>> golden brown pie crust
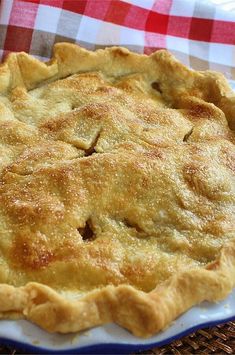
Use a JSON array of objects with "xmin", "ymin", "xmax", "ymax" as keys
[{"xmin": 0, "ymin": 43, "xmax": 234, "ymax": 337}]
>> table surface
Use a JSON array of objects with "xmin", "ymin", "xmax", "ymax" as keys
[{"xmin": 0, "ymin": 321, "xmax": 234, "ymax": 355}]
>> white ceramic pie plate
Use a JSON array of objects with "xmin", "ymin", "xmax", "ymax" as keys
[{"xmin": 0, "ymin": 288, "xmax": 234, "ymax": 354}]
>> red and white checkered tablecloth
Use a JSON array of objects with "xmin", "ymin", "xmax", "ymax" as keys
[{"xmin": 0, "ymin": 0, "xmax": 235, "ymax": 81}]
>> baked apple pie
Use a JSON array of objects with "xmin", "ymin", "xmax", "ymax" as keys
[{"xmin": 0, "ymin": 43, "xmax": 234, "ymax": 337}]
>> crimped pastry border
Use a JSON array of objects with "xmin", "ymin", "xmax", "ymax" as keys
[
  {"xmin": 0, "ymin": 44, "xmax": 234, "ymax": 337},
  {"xmin": 0, "ymin": 240, "xmax": 234, "ymax": 337}
]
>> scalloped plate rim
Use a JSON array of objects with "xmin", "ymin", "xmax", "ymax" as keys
[
  {"xmin": 0, "ymin": 315, "xmax": 235, "ymax": 354},
  {"xmin": 0, "ymin": 288, "xmax": 234, "ymax": 354}
]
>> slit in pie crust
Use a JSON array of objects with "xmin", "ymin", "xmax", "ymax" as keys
[{"xmin": 0, "ymin": 43, "xmax": 234, "ymax": 337}]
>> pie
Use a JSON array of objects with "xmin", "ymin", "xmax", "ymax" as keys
[{"xmin": 0, "ymin": 43, "xmax": 234, "ymax": 337}]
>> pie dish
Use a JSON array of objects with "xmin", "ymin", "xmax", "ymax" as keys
[
  {"xmin": 0, "ymin": 290, "xmax": 235, "ymax": 353},
  {"xmin": 0, "ymin": 43, "xmax": 234, "ymax": 338}
]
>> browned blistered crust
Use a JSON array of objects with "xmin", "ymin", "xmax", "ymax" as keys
[{"xmin": 0, "ymin": 43, "xmax": 234, "ymax": 337}]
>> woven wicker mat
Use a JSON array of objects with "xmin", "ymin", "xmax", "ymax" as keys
[{"xmin": 0, "ymin": 321, "xmax": 234, "ymax": 354}]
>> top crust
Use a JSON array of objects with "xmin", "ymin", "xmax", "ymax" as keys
[{"xmin": 0, "ymin": 43, "xmax": 234, "ymax": 337}]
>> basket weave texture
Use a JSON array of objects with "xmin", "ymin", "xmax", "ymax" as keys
[
  {"xmin": 140, "ymin": 321, "xmax": 235, "ymax": 355},
  {"xmin": 0, "ymin": 321, "xmax": 234, "ymax": 354}
]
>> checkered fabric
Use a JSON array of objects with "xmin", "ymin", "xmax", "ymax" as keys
[{"xmin": 0, "ymin": 0, "xmax": 235, "ymax": 80}]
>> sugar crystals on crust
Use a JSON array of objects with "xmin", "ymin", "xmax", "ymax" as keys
[{"xmin": 0, "ymin": 44, "xmax": 234, "ymax": 337}]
